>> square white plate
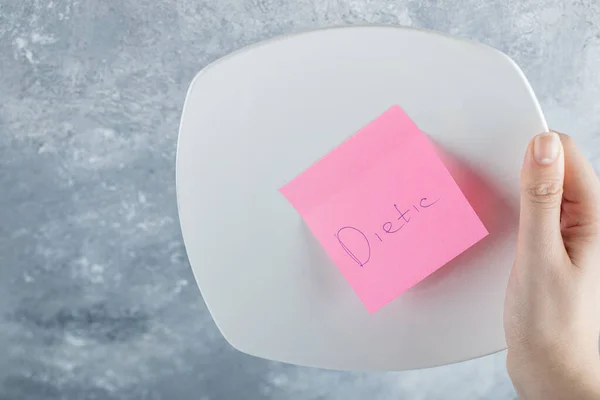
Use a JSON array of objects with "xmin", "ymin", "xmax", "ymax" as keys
[{"xmin": 177, "ymin": 26, "xmax": 547, "ymax": 370}]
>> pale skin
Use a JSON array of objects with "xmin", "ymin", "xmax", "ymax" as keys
[{"xmin": 505, "ymin": 131, "xmax": 600, "ymax": 399}]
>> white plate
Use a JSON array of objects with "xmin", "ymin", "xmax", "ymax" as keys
[{"xmin": 177, "ymin": 26, "xmax": 547, "ymax": 371}]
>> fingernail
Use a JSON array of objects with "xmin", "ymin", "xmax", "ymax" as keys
[{"xmin": 533, "ymin": 132, "xmax": 560, "ymax": 165}]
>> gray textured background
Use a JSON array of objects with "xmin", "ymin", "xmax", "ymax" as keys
[{"xmin": 1, "ymin": 0, "xmax": 600, "ymax": 399}]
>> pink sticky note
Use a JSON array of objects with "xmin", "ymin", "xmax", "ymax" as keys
[{"xmin": 280, "ymin": 105, "xmax": 488, "ymax": 313}]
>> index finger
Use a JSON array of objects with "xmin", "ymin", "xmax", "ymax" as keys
[{"xmin": 559, "ymin": 132, "xmax": 600, "ymax": 211}]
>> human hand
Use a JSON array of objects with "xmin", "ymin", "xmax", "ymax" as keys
[{"xmin": 505, "ymin": 132, "xmax": 600, "ymax": 399}]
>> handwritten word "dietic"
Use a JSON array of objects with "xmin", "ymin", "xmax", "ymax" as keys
[{"xmin": 334, "ymin": 197, "xmax": 440, "ymax": 267}]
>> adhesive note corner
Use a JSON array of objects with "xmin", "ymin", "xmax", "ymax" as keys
[{"xmin": 280, "ymin": 105, "xmax": 488, "ymax": 313}]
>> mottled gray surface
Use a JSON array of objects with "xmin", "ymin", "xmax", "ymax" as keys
[{"xmin": 1, "ymin": 0, "xmax": 599, "ymax": 399}]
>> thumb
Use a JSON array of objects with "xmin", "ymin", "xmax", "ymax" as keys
[{"xmin": 518, "ymin": 131, "xmax": 566, "ymax": 259}]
